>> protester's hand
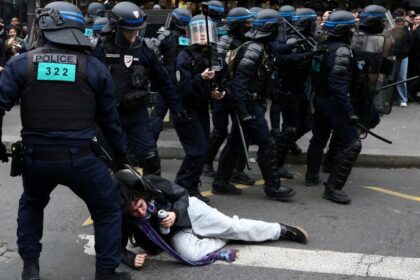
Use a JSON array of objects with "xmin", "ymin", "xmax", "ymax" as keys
[
  {"xmin": 160, "ymin": 211, "xmax": 176, "ymax": 228},
  {"xmin": 210, "ymin": 88, "xmax": 225, "ymax": 100},
  {"xmin": 349, "ymin": 114, "xmax": 359, "ymax": 126},
  {"xmin": 201, "ymin": 68, "xmax": 215, "ymax": 80},
  {"xmin": 111, "ymin": 152, "xmax": 129, "ymax": 171},
  {"xmin": 0, "ymin": 142, "xmax": 8, "ymax": 163},
  {"xmin": 134, "ymin": 253, "xmax": 147, "ymax": 269}
]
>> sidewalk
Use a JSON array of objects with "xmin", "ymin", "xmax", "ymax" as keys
[{"xmin": 3, "ymin": 103, "xmax": 420, "ymax": 168}]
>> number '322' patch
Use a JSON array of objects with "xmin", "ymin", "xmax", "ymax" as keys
[{"xmin": 37, "ymin": 62, "xmax": 76, "ymax": 82}]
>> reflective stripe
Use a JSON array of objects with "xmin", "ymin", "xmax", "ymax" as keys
[
  {"xmin": 325, "ymin": 19, "xmax": 357, "ymax": 27},
  {"xmin": 172, "ymin": 11, "xmax": 191, "ymax": 23},
  {"xmin": 226, "ymin": 14, "xmax": 252, "ymax": 22},
  {"xmin": 61, "ymin": 15, "xmax": 84, "ymax": 24},
  {"xmin": 209, "ymin": 5, "xmax": 224, "ymax": 12}
]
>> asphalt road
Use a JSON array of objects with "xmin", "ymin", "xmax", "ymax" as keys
[{"xmin": 0, "ymin": 160, "xmax": 419, "ymax": 280}]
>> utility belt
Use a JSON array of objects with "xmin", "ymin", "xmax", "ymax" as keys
[{"xmin": 9, "ymin": 140, "xmax": 93, "ymax": 177}]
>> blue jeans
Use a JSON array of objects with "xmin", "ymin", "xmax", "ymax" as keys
[{"xmin": 396, "ymin": 57, "xmax": 408, "ymax": 103}]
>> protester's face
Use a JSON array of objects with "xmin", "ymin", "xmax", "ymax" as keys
[
  {"xmin": 415, "ymin": 15, "xmax": 420, "ymax": 25},
  {"xmin": 129, "ymin": 197, "xmax": 148, "ymax": 218},
  {"xmin": 322, "ymin": 11, "xmax": 331, "ymax": 22},
  {"xmin": 11, "ymin": 18, "xmax": 19, "ymax": 26},
  {"xmin": 8, "ymin": 28, "xmax": 16, "ymax": 37}
]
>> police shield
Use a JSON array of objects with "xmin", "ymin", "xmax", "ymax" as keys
[{"xmin": 350, "ymin": 33, "xmax": 385, "ymax": 131}]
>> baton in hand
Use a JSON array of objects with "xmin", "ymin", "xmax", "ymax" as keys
[
  {"xmin": 356, "ymin": 123, "xmax": 392, "ymax": 144},
  {"xmin": 235, "ymin": 113, "xmax": 251, "ymax": 170}
]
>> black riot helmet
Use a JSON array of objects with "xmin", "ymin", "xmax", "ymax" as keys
[
  {"xmin": 246, "ymin": 9, "xmax": 283, "ymax": 40},
  {"xmin": 226, "ymin": 7, "xmax": 252, "ymax": 32},
  {"xmin": 34, "ymin": 1, "xmax": 92, "ymax": 48},
  {"xmin": 279, "ymin": 5, "xmax": 295, "ymax": 21},
  {"xmin": 359, "ymin": 5, "xmax": 387, "ymax": 34},
  {"xmin": 167, "ymin": 8, "xmax": 191, "ymax": 31},
  {"xmin": 292, "ymin": 8, "xmax": 317, "ymax": 34},
  {"xmin": 324, "ymin": 10, "xmax": 357, "ymax": 41},
  {"xmin": 85, "ymin": 2, "xmax": 105, "ymax": 23},
  {"xmin": 249, "ymin": 7, "xmax": 262, "ymax": 19},
  {"xmin": 206, "ymin": 0, "xmax": 225, "ymax": 24},
  {"xmin": 103, "ymin": 2, "xmax": 147, "ymax": 49}
]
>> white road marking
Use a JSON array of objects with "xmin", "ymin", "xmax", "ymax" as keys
[
  {"xmin": 77, "ymin": 235, "xmax": 420, "ymax": 279},
  {"xmin": 78, "ymin": 234, "xmax": 96, "ymax": 256}
]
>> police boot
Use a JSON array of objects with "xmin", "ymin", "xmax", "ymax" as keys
[
  {"xmin": 258, "ymin": 146, "xmax": 296, "ymax": 201},
  {"xmin": 323, "ymin": 184, "xmax": 351, "ymax": 204},
  {"xmin": 279, "ymin": 224, "xmax": 309, "ymax": 244},
  {"xmin": 95, "ymin": 271, "xmax": 131, "ymax": 280},
  {"xmin": 143, "ymin": 151, "xmax": 161, "ymax": 176},
  {"xmin": 322, "ymin": 140, "xmax": 362, "ymax": 204},
  {"xmin": 212, "ymin": 177, "xmax": 242, "ymax": 195},
  {"xmin": 204, "ymin": 130, "xmax": 226, "ymax": 177},
  {"xmin": 22, "ymin": 258, "xmax": 40, "ymax": 280},
  {"xmin": 274, "ymin": 127, "xmax": 296, "ymax": 179},
  {"xmin": 230, "ymin": 155, "xmax": 255, "ymax": 186},
  {"xmin": 305, "ymin": 172, "xmax": 322, "ymax": 186},
  {"xmin": 189, "ymin": 181, "xmax": 210, "ymax": 204}
]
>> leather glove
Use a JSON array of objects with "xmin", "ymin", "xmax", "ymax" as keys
[
  {"xmin": 0, "ymin": 142, "xmax": 8, "ymax": 163},
  {"xmin": 349, "ymin": 114, "xmax": 360, "ymax": 126},
  {"xmin": 236, "ymin": 104, "xmax": 255, "ymax": 127},
  {"xmin": 112, "ymin": 152, "xmax": 129, "ymax": 172}
]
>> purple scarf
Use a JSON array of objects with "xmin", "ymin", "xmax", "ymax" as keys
[{"xmin": 137, "ymin": 220, "xmax": 238, "ymax": 266}]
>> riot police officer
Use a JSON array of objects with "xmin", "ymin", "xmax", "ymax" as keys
[
  {"xmin": 249, "ymin": 7, "xmax": 262, "ymax": 18},
  {"xmin": 173, "ymin": 14, "xmax": 224, "ymax": 203},
  {"xmin": 84, "ymin": 2, "xmax": 105, "ymax": 38},
  {"xmin": 205, "ymin": 7, "xmax": 255, "ymax": 190},
  {"xmin": 90, "ymin": 16, "xmax": 110, "ymax": 48},
  {"xmin": 0, "ymin": 2, "xmax": 130, "ymax": 279},
  {"xmin": 214, "ymin": 9, "xmax": 296, "ymax": 201},
  {"xmin": 306, "ymin": 11, "xmax": 361, "ymax": 204},
  {"xmin": 97, "ymin": 2, "xmax": 184, "ymax": 176},
  {"xmin": 272, "ymin": 8, "xmax": 318, "ymax": 179},
  {"xmin": 321, "ymin": 4, "xmax": 389, "ymax": 174},
  {"xmin": 149, "ymin": 8, "xmax": 192, "ymax": 142},
  {"xmin": 207, "ymin": 0, "xmax": 228, "ymax": 37}
]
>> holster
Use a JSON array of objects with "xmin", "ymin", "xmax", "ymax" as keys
[{"xmin": 10, "ymin": 140, "xmax": 24, "ymax": 177}]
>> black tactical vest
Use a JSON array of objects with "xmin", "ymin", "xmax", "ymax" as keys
[
  {"xmin": 21, "ymin": 47, "xmax": 96, "ymax": 132},
  {"xmin": 102, "ymin": 38, "xmax": 149, "ymax": 113}
]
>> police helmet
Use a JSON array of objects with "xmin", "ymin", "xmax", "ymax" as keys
[
  {"xmin": 279, "ymin": 5, "xmax": 295, "ymax": 21},
  {"xmin": 36, "ymin": 1, "xmax": 92, "ymax": 48},
  {"xmin": 102, "ymin": 1, "xmax": 147, "ymax": 33},
  {"xmin": 247, "ymin": 9, "xmax": 282, "ymax": 39},
  {"xmin": 92, "ymin": 16, "xmax": 109, "ymax": 36},
  {"xmin": 170, "ymin": 8, "xmax": 192, "ymax": 30},
  {"xmin": 86, "ymin": 2, "xmax": 105, "ymax": 22},
  {"xmin": 359, "ymin": 5, "xmax": 387, "ymax": 34},
  {"xmin": 187, "ymin": 14, "xmax": 218, "ymax": 45},
  {"xmin": 324, "ymin": 10, "xmax": 357, "ymax": 37},
  {"xmin": 206, "ymin": 0, "xmax": 225, "ymax": 23},
  {"xmin": 249, "ymin": 7, "xmax": 262, "ymax": 19},
  {"xmin": 226, "ymin": 7, "xmax": 252, "ymax": 31},
  {"xmin": 292, "ymin": 8, "xmax": 317, "ymax": 26}
]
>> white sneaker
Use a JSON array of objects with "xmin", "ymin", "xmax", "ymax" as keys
[{"xmin": 400, "ymin": 102, "xmax": 407, "ymax": 107}]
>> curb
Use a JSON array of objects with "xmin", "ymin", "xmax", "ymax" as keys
[{"xmin": 4, "ymin": 141, "xmax": 419, "ymax": 169}]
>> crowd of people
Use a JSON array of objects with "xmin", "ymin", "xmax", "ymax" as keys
[{"xmin": 0, "ymin": 1, "xmax": 419, "ymax": 280}]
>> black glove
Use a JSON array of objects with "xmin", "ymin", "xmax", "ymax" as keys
[
  {"xmin": 112, "ymin": 152, "xmax": 129, "ymax": 172},
  {"xmin": 349, "ymin": 114, "xmax": 360, "ymax": 126},
  {"xmin": 0, "ymin": 142, "xmax": 8, "ymax": 163},
  {"xmin": 236, "ymin": 104, "xmax": 255, "ymax": 127}
]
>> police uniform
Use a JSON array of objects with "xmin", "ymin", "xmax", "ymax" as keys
[
  {"xmin": 149, "ymin": 8, "xmax": 192, "ymax": 142},
  {"xmin": 97, "ymin": 2, "xmax": 184, "ymax": 176},
  {"xmin": 0, "ymin": 2, "xmax": 130, "ymax": 280},
  {"xmin": 214, "ymin": 9, "xmax": 296, "ymax": 201},
  {"xmin": 306, "ymin": 11, "xmax": 361, "ymax": 204}
]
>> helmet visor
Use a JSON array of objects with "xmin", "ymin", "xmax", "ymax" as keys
[{"xmin": 188, "ymin": 19, "xmax": 218, "ymax": 45}]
